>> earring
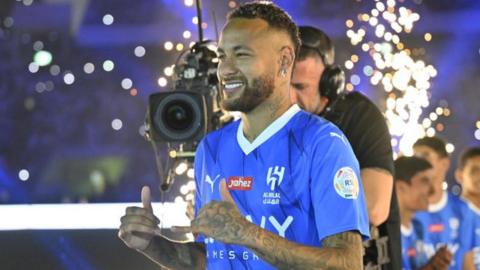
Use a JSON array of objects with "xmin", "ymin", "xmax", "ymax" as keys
[{"xmin": 281, "ymin": 69, "xmax": 287, "ymax": 77}]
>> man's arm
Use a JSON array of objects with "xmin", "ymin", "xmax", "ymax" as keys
[
  {"xmin": 118, "ymin": 186, "xmax": 205, "ymax": 270},
  {"xmin": 140, "ymin": 235, "xmax": 205, "ymax": 270},
  {"xmin": 246, "ymin": 228, "xmax": 363, "ymax": 270},
  {"xmin": 176, "ymin": 181, "xmax": 364, "ymax": 270},
  {"xmin": 361, "ymin": 167, "xmax": 393, "ymax": 226}
]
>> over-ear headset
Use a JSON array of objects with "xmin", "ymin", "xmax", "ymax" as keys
[{"xmin": 298, "ymin": 26, "xmax": 345, "ymax": 107}]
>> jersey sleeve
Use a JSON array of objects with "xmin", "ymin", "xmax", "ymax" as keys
[{"xmin": 309, "ymin": 126, "xmax": 370, "ymax": 243}]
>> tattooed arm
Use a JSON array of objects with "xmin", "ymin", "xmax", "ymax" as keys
[
  {"xmin": 245, "ymin": 227, "xmax": 363, "ymax": 270},
  {"xmin": 140, "ymin": 236, "xmax": 205, "ymax": 270},
  {"xmin": 178, "ymin": 181, "xmax": 364, "ymax": 270}
]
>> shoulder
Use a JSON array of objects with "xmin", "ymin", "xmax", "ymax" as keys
[{"xmin": 198, "ymin": 120, "xmax": 239, "ymax": 154}]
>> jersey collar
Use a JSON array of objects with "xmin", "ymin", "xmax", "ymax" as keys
[
  {"xmin": 400, "ymin": 223, "xmax": 413, "ymax": 236},
  {"xmin": 237, "ymin": 104, "xmax": 301, "ymax": 155},
  {"xmin": 428, "ymin": 191, "xmax": 448, "ymax": 212}
]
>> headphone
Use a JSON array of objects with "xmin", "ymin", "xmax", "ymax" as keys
[{"xmin": 298, "ymin": 26, "xmax": 345, "ymax": 110}]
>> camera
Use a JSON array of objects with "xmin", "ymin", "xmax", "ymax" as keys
[{"xmin": 147, "ymin": 41, "xmax": 229, "ymax": 144}]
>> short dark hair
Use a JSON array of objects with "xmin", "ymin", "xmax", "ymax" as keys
[
  {"xmin": 227, "ymin": 1, "xmax": 300, "ymax": 56},
  {"xmin": 458, "ymin": 147, "xmax": 480, "ymax": 170},
  {"xmin": 394, "ymin": 156, "xmax": 432, "ymax": 183},
  {"xmin": 413, "ymin": 136, "xmax": 448, "ymax": 158},
  {"xmin": 297, "ymin": 25, "xmax": 334, "ymax": 66}
]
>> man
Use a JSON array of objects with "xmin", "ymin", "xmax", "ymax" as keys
[
  {"xmin": 413, "ymin": 136, "xmax": 476, "ymax": 269},
  {"xmin": 394, "ymin": 156, "xmax": 452, "ymax": 269},
  {"xmin": 119, "ymin": 2, "xmax": 369, "ymax": 270},
  {"xmin": 290, "ymin": 26, "xmax": 401, "ymax": 269},
  {"xmin": 455, "ymin": 147, "xmax": 480, "ymax": 269}
]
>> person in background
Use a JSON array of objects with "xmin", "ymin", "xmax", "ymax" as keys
[
  {"xmin": 395, "ymin": 156, "xmax": 452, "ymax": 269},
  {"xmin": 290, "ymin": 25, "xmax": 401, "ymax": 269},
  {"xmin": 455, "ymin": 146, "xmax": 480, "ymax": 269},
  {"xmin": 413, "ymin": 136, "xmax": 476, "ymax": 269}
]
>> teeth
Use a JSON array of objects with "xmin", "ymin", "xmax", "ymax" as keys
[{"xmin": 224, "ymin": 83, "xmax": 243, "ymax": 89}]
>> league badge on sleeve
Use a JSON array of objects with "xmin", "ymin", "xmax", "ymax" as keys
[{"xmin": 333, "ymin": 167, "xmax": 359, "ymax": 199}]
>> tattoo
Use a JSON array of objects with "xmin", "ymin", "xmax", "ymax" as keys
[
  {"xmin": 142, "ymin": 236, "xmax": 205, "ymax": 270},
  {"xmin": 247, "ymin": 230, "xmax": 363, "ymax": 270},
  {"xmin": 193, "ymin": 201, "xmax": 252, "ymax": 245}
]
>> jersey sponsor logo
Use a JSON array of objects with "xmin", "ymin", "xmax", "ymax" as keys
[
  {"xmin": 227, "ymin": 176, "xmax": 253, "ymax": 191},
  {"xmin": 333, "ymin": 167, "xmax": 359, "ymax": 199},
  {"xmin": 205, "ymin": 174, "xmax": 221, "ymax": 193},
  {"xmin": 264, "ymin": 166, "xmax": 285, "ymax": 205},
  {"xmin": 329, "ymin": 132, "xmax": 348, "ymax": 145},
  {"xmin": 428, "ymin": 223, "xmax": 444, "ymax": 233},
  {"xmin": 266, "ymin": 166, "xmax": 285, "ymax": 191}
]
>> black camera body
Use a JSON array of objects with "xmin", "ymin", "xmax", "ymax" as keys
[{"xmin": 147, "ymin": 41, "xmax": 225, "ymax": 143}]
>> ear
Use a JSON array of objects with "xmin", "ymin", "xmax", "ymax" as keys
[
  {"xmin": 455, "ymin": 169, "xmax": 463, "ymax": 184},
  {"xmin": 279, "ymin": 45, "xmax": 295, "ymax": 71},
  {"xmin": 441, "ymin": 157, "xmax": 451, "ymax": 171},
  {"xmin": 395, "ymin": 181, "xmax": 408, "ymax": 194}
]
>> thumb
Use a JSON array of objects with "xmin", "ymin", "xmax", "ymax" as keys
[
  {"xmin": 219, "ymin": 179, "xmax": 235, "ymax": 205},
  {"xmin": 141, "ymin": 186, "xmax": 153, "ymax": 212}
]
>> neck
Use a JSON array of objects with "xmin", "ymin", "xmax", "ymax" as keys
[
  {"xmin": 429, "ymin": 179, "xmax": 445, "ymax": 204},
  {"xmin": 241, "ymin": 94, "xmax": 291, "ymax": 142},
  {"xmin": 463, "ymin": 191, "xmax": 480, "ymax": 209},
  {"xmin": 398, "ymin": 203, "xmax": 414, "ymax": 228}
]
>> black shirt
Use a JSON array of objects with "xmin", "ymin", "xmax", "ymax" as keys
[{"xmin": 323, "ymin": 91, "xmax": 401, "ymax": 270}]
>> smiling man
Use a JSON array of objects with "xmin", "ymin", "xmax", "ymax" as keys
[{"xmin": 119, "ymin": 2, "xmax": 369, "ymax": 269}]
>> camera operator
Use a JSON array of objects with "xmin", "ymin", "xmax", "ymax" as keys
[{"xmin": 290, "ymin": 26, "xmax": 401, "ymax": 270}]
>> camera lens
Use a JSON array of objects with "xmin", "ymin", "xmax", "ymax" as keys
[{"xmin": 162, "ymin": 101, "xmax": 194, "ymax": 131}]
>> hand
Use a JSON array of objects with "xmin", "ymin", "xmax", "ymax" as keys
[
  {"xmin": 173, "ymin": 180, "xmax": 253, "ymax": 245},
  {"xmin": 422, "ymin": 246, "xmax": 452, "ymax": 270},
  {"xmin": 118, "ymin": 186, "xmax": 161, "ymax": 251}
]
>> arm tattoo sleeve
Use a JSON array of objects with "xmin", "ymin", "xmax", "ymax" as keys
[{"xmin": 246, "ymin": 229, "xmax": 363, "ymax": 270}]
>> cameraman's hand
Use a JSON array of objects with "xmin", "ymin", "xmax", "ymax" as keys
[
  {"xmin": 118, "ymin": 186, "xmax": 161, "ymax": 251},
  {"xmin": 421, "ymin": 246, "xmax": 452, "ymax": 270}
]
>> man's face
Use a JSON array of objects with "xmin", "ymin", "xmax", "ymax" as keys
[
  {"xmin": 413, "ymin": 145, "xmax": 449, "ymax": 186},
  {"xmin": 216, "ymin": 18, "xmax": 282, "ymax": 113},
  {"xmin": 403, "ymin": 169, "xmax": 434, "ymax": 211},
  {"xmin": 290, "ymin": 56, "xmax": 327, "ymax": 115},
  {"xmin": 457, "ymin": 156, "xmax": 480, "ymax": 196}
]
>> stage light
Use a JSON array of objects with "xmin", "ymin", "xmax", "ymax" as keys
[
  {"xmin": 130, "ymin": 88, "xmax": 137, "ymax": 96},
  {"xmin": 111, "ymin": 119, "xmax": 123, "ymax": 131},
  {"xmin": 183, "ymin": 31, "xmax": 191, "ymax": 39},
  {"xmin": 475, "ymin": 129, "xmax": 480, "ymax": 141},
  {"xmin": 33, "ymin": 50, "xmax": 53, "ymax": 67},
  {"xmin": 102, "ymin": 14, "xmax": 114, "ymax": 26},
  {"xmin": 63, "ymin": 72, "xmax": 75, "ymax": 85},
  {"xmin": 176, "ymin": 43, "xmax": 184, "ymax": 51},
  {"xmin": 121, "ymin": 78, "xmax": 133, "ymax": 90},
  {"xmin": 19, "ymin": 169, "xmax": 29, "ymax": 181},
  {"xmin": 345, "ymin": 60, "xmax": 354, "ymax": 70},
  {"xmin": 184, "ymin": 0, "xmax": 194, "ymax": 7},
  {"xmin": 446, "ymin": 143, "xmax": 455, "ymax": 153},
  {"xmin": 103, "ymin": 60, "xmax": 114, "ymax": 72},
  {"xmin": 164, "ymin": 41, "xmax": 174, "ymax": 51},
  {"xmin": 164, "ymin": 66, "xmax": 174, "ymax": 76},
  {"xmin": 3, "ymin": 17, "xmax": 14, "ymax": 28},
  {"xmin": 158, "ymin": 77, "xmax": 167, "ymax": 87},
  {"xmin": 351, "ymin": 74, "xmax": 361, "ymax": 85},
  {"xmin": 28, "ymin": 62, "xmax": 39, "ymax": 73},
  {"xmin": 50, "ymin": 65, "xmax": 60, "ymax": 76},
  {"xmin": 134, "ymin": 46, "xmax": 146, "ymax": 57},
  {"xmin": 192, "ymin": 17, "xmax": 198, "ymax": 25},
  {"xmin": 83, "ymin": 62, "xmax": 95, "ymax": 74},
  {"xmin": 33, "ymin": 41, "xmax": 44, "ymax": 51},
  {"xmin": 175, "ymin": 162, "xmax": 188, "ymax": 175},
  {"xmin": 187, "ymin": 168, "xmax": 194, "ymax": 178}
]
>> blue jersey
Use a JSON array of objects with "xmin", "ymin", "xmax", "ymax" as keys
[
  {"xmin": 194, "ymin": 105, "xmax": 370, "ymax": 270},
  {"xmin": 415, "ymin": 192, "xmax": 476, "ymax": 269},
  {"xmin": 401, "ymin": 220, "xmax": 429, "ymax": 270},
  {"xmin": 466, "ymin": 202, "xmax": 480, "ymax": 270}
]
